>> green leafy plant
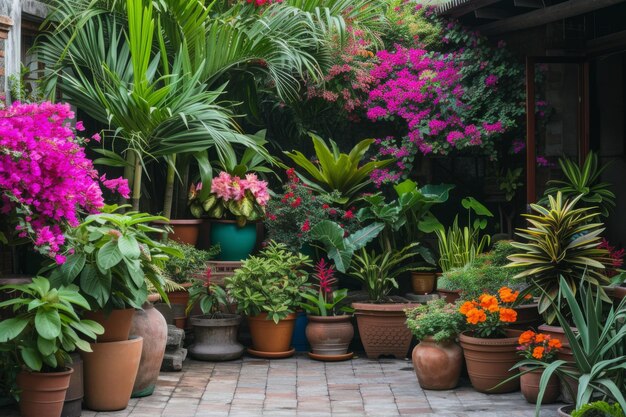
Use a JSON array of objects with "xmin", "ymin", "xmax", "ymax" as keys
[
  {"xmin": 356, "ymin": 180, "xmax": 453, "ymax": 261},
  {"xmin": 309, "ymin": 220, "xmax": 384, "ymax": 273},
  {"xmin": 497, "ymin": 277, "xmax": 626, "ymax": 415},
  {"xmin": 284, "ymin": 135, "xmax": 394, "ymax": 205},
  {"xmin": 300, "ymin": 259, "xmax": 353, "ymax": 316},
  {"xmin": 48, "ymin": 205, "xmax": 182, "ymax": 312},
  {"xmin": 349, "ymin": 243, "xmax": 418, "ymax": 303},
  {"xmin": 572, "ymin": 402, "xmax": 625, "ymax": 417},
  {"xmin": 540, "ymin": 151, "xmax": 615, "ymax": 219},
  {"xmin": 163, "ymin": 240, "xmax": 220, "ymax": 285},
  {"xmin": 435, "ymin": 197, "xmax": 493, "ymax": 272},
  {"xmin": 405, "ymin": 299, "xmax": 464, "ymax": 343},
  {"xmin": 225, "ymin": 242, "xmax": 312, "ymax": 323},
  {"xmin": 186, "ymin": 267, "xmax": 232, "ymax": 317},
  {"xmin": 507, "ymin": 192, "xmax": 611, "ymax": 323},
  {"xmin": 0, "ymin": 277, "xmax": 104, "ymax": 373}
]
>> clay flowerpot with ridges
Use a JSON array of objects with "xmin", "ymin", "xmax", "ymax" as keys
[
  {"xmin": 305, "ymin": 315, "xmax": 354, "ymax": 356},
  {"xmin": 353, "ymin": 302, "xmax": 419, "ymax": 359},
  {"xmin": 17, "ymin": 368, "xmax": 73, "ymax": 417},
  {"xmin": 248, "ymin": 312, "xmax": 296, "ymax": 354}
]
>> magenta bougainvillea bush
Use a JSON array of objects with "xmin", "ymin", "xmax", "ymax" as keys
[{"xmin": 0, "ymin": 102, "xmax": 129, "ymax": 262}]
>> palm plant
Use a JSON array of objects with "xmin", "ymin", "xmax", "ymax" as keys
[
  {"xmin": 507, "ymin": 192, "xmax": 612, "ymax": 323},
  {"xmin": 540, "ymin": 151, "xmax": 615, "ymax": 219},
  {"xmin": 284, "ymin": 135, "xmax": 394, "ymax": 205}
]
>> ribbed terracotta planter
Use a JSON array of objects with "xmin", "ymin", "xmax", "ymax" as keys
[
  {"xmin": 83, "ymin": 308, "xmax": 135, "ymax": 342},
  {"xmin": 412, "ymin": 337, "xmax": 463, "ymax": 390},
  {"xmin": 130, "ymin": 303, "xmax": 168, "ymax": 397},
  {"xmin": 82, "ymin": 337, "xmax": 143, "ymax": 411},
  {"xmin": 353, "ymin": 302, "xmax": 418, "ymax": 359},
  {"xmin": 189, "ymin": 314, "xmax": 244, "ymax": 361},
  {"xmin": 17, "ymin": 368, "xmax": 73, "ymax": 417},
  {"xmin": 459, "ymin": 330, "xmax": 522, "ymax": 393},
  {"xmin": 520, "ymin": 366, "xmax": 560, "ymax": 404},
  {"xmin": 248, "ymin": 313, "xmax": 296, "ymax": 353},
  {"xmin": 411, "ymin": 272, "xmax": 437, "ymax": 295},
  {"xmin": 305, "ymin": 315, "xmax": 354, "ymax": 356}
]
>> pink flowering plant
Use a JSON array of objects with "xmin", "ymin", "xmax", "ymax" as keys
[
  {"xmin": 189, "ymin": 171, "xmax": 270, "ymax": 226},
  {"xmin": 0, "ymin": 102, "xmax": 129, "ymax": 262},
  {"xmin": 264, "ymin": 169, "xmax": 358, "ymax": 253},
  {"xmin": 300, "ymin": 259, "xmax": 353, "ymax": 316}
]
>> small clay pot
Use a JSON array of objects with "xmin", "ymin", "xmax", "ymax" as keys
[
  {"xmin": 17, "ymin": 368, "xmax": 73, "ymax": 417},
  {"xmin": 305, "ymin": 315, "xmax": 354, "ymax": 356},
  {"xmin": 520, "ymin": 366, "xmax": 560, "ymax": 404},
  {"xmin": 83, "ymin": 308, "xmax": 135, "ymax": 343},
  {"xmin": 130, "ymin": 303, "xmax": 168, "ymax": 397},
  {"xmin": 412, "ymin": 337, "xmax": 463, "ymax": 390},
  {"xmin": 436, "ymin": 289, "xmax": 461, "ymax": 305},
  {"xmin": 410, "ymin": 272, "xmax": 437, "ymax": 295},
  {"xmin": 248, "ymin": 313, "xmax": 296, "ymax": 353}
]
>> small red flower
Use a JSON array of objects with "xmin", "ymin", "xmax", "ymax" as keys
[
  {"xmin": 301, "ymin": 219, "xmax": 311, "ymax": 232},
  {"xmin": 343, "ymin": 210, "xmax": 354, "ymax": 219},
  {"xmin": 322, "ymin": 204, "xmax": 330, "ymax": 209},
  {"xmin": 291, "ymin": 197, "xmax": 302, "ymax": 208}
]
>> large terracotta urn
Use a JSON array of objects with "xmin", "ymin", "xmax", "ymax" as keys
[
  {"xmin": 130, "ymin": 303, "xmax": 168, "ymax": 397},
  {"xmin": 411, "ymin": 337, "xmax": 463, "ymax": 390}
]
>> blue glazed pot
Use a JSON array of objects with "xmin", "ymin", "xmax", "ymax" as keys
[
  {"xmin": 291, "ymin": 311, "xmax": 310, "ymax": 352},
  {"xmin": 210, "ymin": 220, "xmax": 257, "ymax": 261}
]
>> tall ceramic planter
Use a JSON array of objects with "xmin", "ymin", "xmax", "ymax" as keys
[
  {"xmin": 411, "ymin": 272, "xmax": 436, "ymax": 295},
  {"xmin": 83, "ymin": 308, "xmax": 135, "ymax": 342},
  {"xmin": 82, "ymin": 337, "xmax": 143, "ymax": 411},
  {"xmin": 305, "ymin": 315, "xmax": 354, "ymax": 359},
  {"xmin": 210, "ymin": 220, "xmax": 257, "ymax": 261},
  {"xmin": 247, "ymin": 312, "xmax": 296, "ymax": 358},
  {"xmin": 353, "ymin": 302, "xmax": 418, "ymax": 359},
  {"xmin": 17, "ymin": 368, "xmax": 73, "ymax": 417},
  {"xmin": 411, "ymin": 337, "xmax": 463, "ymax": 390},
  {"xmin": 130, "ymin": 303, "xmax": 168, "ymax": 397},
  {"xmin": 189, "ymin": 314, "xmax": 244, "ymax": 361},
  {"xmin": 520, "ymin": 366, "xmax": 560, "ymax": 404},
  {"xmin": 459, "ymin": 330, "xmax": 522, "ymax": 393}
]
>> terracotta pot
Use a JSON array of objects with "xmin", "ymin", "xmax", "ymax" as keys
[
  {"xmin": 538, "ymin": 324, "xmax": 576, "ymax": 363},
  {"xmin": 411, "ymin": 272, "xmax": 437, "ymax": 295},
  {"xmin": 17, "ymin": 368, "xmax": 73, "ymax": 417},
  {"xmin": 61, "ymin": 353, "xmax": 83, "ymax": 417},
  {"xmin": 247, "ymin": 312, "xmax": 296, "ymax": 353},
  {"xmin": 510, "ymin": 303, "xmax": 541, "ymax": 330},
  {"xmin": 305, "ymin": 315, "xmax": 354, "ymax": 356},
  {"xmin": 189, "ymin": 314, "xmax": 244, "ymax": 361},
  {"xmin": 82, "ymin": 337, "xmax": 143, "ymax": 411},
  {"xmin": 459, "ymin": 329, "xmax": 522, "ymax": 393},
  {"xmin": 83, "ymin": 308, "xmax": 135, "ymax": 342},
  {"xmin": 130, "ymin": 303, "xmax": 168, "ymax": 397},
  {"xmin": 411, "ymin": 337, "xmax": 463, "ymax": 390},
  {"xmin": 168, "ymin": 219, "xmax": 203, "ymax": 246},
  {"xmin": 558, "ymin": 405, "xmax": 574, "ymax": 417},
  {"xmin": 604, "ymin": 285, "xmax": 626, "ymax": 305},
  {"xmin": 520, "ymin": 366, "xmax": 559, "ymax": 404},
  {"xmin": 437, "ymin": 288, "xmax": 461, "ymax": 304},
  {"xmin": 167, "ymin": 289, "xmax": 190, "ymax": 307},
  {"xmin": 352, "ymin": 302, "xmax": 419, "ymax": 359}
]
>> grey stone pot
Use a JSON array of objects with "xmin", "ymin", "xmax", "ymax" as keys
[{"xmin": 189, "ymin": 314, "xmax": 244, "ymax": 361}]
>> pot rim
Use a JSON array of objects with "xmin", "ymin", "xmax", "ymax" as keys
[
  {"xmin": 307, "ymin": 314, "xmax": 353, "ymax": 323},
  {"xmin": 154, "ymin": 218, "xmax": 204, "ymax": 225},
  {"xmin": 248, "ymin": 312, "xmax": 297, "ymax": 321},
  {"xmin": 352, "ymin": 302, "xmax": 420, "ymax": 312},
  {"xmin": 459, "ymin": 329, "xmax": 523, "ymax": 345},
  {"xmin": 208, "ymin": 219, "xmax": 258, "ymax": 225},
  {"xmin": 19, "ymin": 367, "xmax": 74, "ymax": 376},
  {"xmin": 418, "ymin": 335, "xmax": 456, "ymax": 344},
  {"xmin": 190, "ymin": 314, "xmax": 242, "ymax": 327}
]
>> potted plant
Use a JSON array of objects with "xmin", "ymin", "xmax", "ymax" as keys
[
  {"xmin": 0, "ymin": 277, "xmax": 104, "ymax": 417},
  {"xmin": 225, "ymin": 242, "xmax": 312, "ymax": 358},
  {"xmin": 457, "ymin": 287, "xmax": 520, "ymax": 393},
  {"xmin": 350, "ymin": 243, "xmax": 420, "ymax": 359},
  {"xmin": 189, "ymin": 171, "xmax": 270, "ymax": 261},
  {"xmin": 570, "ymin": 401, "xmax": 624, "ymax": 417},
  {"xmin": 300, "ymin": 259, "xmax": 354, "ymax": 361},
  {"xmin": 186, "ymin": 267, "xmax": 244, "ymax": 361},
  {"xmin": 405, "ymin": 299, "xmax": 464, "ymax": 390},
  {"xmin": 515, "ymin": 330, "xmax": 562, "ymax": 404}
]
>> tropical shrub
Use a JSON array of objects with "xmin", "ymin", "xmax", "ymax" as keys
[
  {"xmin": 572, "ymin": 402, "xmax": 625, "ymax": 417},
  {"xmin": 405, "ymin": 299, "xmax": 464, "ymax": 342},
  {"xmin": 163, "ymin": 240, "xmax": 220, "ymax": 284}
]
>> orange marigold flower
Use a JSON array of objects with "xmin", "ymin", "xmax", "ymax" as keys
[
  {"xmin": 499, "ymin": 287, "xmax": 519, "ymax": 303},
  {"xmin": 548, "ymin": 339, "xmax": 562, "ymax": 349},
  {"xmin": 532, "ymin": 346, "xmax": 544, "ymax": 359},
  {"xmin": 524, "ymin": 294, "xmax": 533, "ymax": 300},
  {"xmin": 479, "ymin": 294, "xmax": 499, "ymax": 312},
  {"xmin": 466, "ymin": 308, "xmax": 487, "ymax": 325},
  {"xmin": 499, "ymin": 308, "xmax": 517, "ymax": 323},
  {"xmin": 535, "ymin": 333, "xmax": 546, "ymax": 343},
  {"xmin": 460, "ymin": 301, "xmax": 477, "ymax": 315},
  {"xmin": 518, "ymin": 330, "xmax": 535, "ymax": 344}
]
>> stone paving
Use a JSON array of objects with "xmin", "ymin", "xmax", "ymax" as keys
[{"xmin": 1, "ymin": 354, "xmax": 562, "ymax": 417}]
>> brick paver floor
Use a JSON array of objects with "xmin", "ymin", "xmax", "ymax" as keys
[{"xmin": 1, "ymin": 354, "xmax": 562, "ymax": 417}]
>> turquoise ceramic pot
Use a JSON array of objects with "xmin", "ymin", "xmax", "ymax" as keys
[{"xmin": 210, "ymin": 221, "xmax": 257, "ymax": 261}]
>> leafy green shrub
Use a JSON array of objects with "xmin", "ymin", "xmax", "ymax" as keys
[
  {"xmin": 405, "ymin": 299, "xmax": 464, "ymax": 343},
  {"xmin": 164, "ymin": 240, "xmax": 219, "ymax": 284}
]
